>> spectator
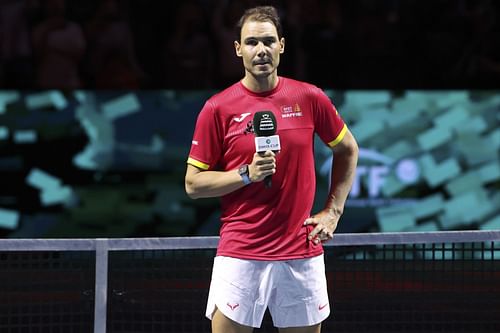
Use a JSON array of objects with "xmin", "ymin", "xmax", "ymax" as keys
[
  {"xmin": 84, "ymin": 0, "xmax": 144, "ymax": 89},
  {"xmin": 447, "ymin": 0, "xmax": 500, "ymax": 87},
  {"xmin": 1, "ymin": 0, "xmax": 39, "ymax": 88},
  {"xmin": 163, "ymin": 1, "xmax": 213, "ymax": 88},
  {"xmin": 210, "ymin": 0, "xmax": 250, "ymax": 87},
  {"xmin": 301, "ymin": 0, "xmax": 349, "ymax": 87},
  {"xmin": 32, "ymin": 0, "xmax": 86, "ymax": 89}
]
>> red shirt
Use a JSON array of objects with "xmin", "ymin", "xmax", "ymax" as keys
[{"xmin": 188, "ymin": 77, "xmax": 347, "ymax": 260}]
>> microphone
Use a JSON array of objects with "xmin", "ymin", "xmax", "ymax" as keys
[{"xmin": 253, "ymin": 111, "xmax": 281, "ymax": 188}]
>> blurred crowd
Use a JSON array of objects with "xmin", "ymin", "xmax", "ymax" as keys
[{"xmin": 1, "ymin": 0, "xmax": 499, "ymax": 90}]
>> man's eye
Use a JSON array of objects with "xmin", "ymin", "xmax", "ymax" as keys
[{"xmin": 245, "ymin": 38, "xmax": 275, "ymax": 46}]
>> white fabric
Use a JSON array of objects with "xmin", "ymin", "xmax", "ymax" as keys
[{"xmin": 206, "ymin": 254, "xmax": 330, "ymax": 328}]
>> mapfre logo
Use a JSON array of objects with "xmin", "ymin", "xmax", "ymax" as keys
[{"xmin": 281, "ymin": 103, "xmax": 303, "ymax": 118}]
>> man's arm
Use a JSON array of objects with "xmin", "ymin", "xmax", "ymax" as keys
[
  {"xmin": 185, "ymin": 151, "xmax": 276, "ymax": 199},
  {"xmin": 185, "ymin": 164, "xmax": 246, "ymax": 199},
  {"xmin": 305, "ymin": 128, "xmax": 359, "ymax": 243}
]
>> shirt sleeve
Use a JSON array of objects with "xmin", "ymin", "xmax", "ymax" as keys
[
  {"xmin": 312, "ymin": 87, "xmax": 347, "ymax": 148},
  {"xmin": 187, "ymin": 101, "xmax": 223, "ymax": 170}
]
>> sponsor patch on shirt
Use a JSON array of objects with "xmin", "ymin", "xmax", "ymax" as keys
[{"xmin": 281, "ymin": 103, "xmax": 303, "ymax": 118}]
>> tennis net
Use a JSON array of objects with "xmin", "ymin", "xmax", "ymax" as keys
[{"xmin": 0, "ymin": 230, "xmax": 499, "ymax": 333}]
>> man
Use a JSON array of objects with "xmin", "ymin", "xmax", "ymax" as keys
[{"xmin": 185, "ymin": 6, "xmax": 358, "ymax": 333}]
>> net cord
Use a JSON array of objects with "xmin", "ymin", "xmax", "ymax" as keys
[{"xmin": 1, "ymin": 230, "xmax": 500, "ymax": 251}]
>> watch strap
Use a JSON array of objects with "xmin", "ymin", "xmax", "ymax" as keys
[{"xmin": 238, "ymin": 164, "xmax": 252, "ymax": 185}]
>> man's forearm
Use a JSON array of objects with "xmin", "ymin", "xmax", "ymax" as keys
[
  {"xmin": 185, "ymin": 167, "xmax": 245, "ymax": 199},
  {"xmin": 326, "ymin": 139, "xmax": 358, "ymax": 216},
  {"xmin": 185, "ymin": 152, "xmax": 276, "ymax": 199}
]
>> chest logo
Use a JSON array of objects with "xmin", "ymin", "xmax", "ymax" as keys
[
  {"xmin": 233, "ymin": 112, "xmax": 252, "ymax": 123},
  {"xmin": 281, "ymin": 104, "xmax": 303, "ymax": 118}
]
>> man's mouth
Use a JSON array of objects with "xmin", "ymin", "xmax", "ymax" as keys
[{"xmin": 254, "ymin": 60, "xmax": 271, "ymax": 66}]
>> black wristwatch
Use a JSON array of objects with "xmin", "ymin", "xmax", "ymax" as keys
[{"xmin": 238, "ymin": 164, "xmax": 252, "ymax": 185}]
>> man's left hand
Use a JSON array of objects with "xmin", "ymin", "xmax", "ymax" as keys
[{"xmin": 304, "ymin": 209, "xmax": 340, "ymax": 244}]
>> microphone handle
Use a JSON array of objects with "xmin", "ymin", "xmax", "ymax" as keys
[
  {"xmin": 264, "ymin": 175, "xmax": 272, "ymax": 188},
  {"xmin": 258, "ymin": 150, "xmax": 276, "ymax": 189}
]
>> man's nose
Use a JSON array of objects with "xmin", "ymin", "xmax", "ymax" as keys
[{"xmin": 256, "ymin": 42, "xmax": 266, "ymax": 56}]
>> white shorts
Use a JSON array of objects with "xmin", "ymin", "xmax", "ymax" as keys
[{"xmin": 206, "ymin": 254, "xmax": 330, "ymax": 328}]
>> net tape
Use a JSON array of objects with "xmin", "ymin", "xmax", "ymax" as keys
[{"xmin": 1, "ymin": 230, "xmax": 500, "ymax": 251}]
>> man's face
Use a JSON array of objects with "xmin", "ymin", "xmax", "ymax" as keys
[{"xmin": 235, "ymin": 20, "xmax": 285, "ymax": 79}]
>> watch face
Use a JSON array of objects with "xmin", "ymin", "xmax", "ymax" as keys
[{"xmin": 238, "ymin": 164, "xmax": 248, "ymax": 175}]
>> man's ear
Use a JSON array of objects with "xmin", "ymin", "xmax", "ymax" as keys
[
  {"xmin": 279, "ymin": 37, "xmax": 285, "ymax": 54},
  {"xmin": 234, "ymin": 40, "xmax": 242, "ymax": 57}
]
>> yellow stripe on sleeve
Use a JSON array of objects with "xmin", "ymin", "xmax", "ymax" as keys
[
  {"xmin": 328, "ymin": 124, "xmax": 348, "ymax": 147},
  {"xmin": 187, "ymin": 157, "xmax": 210, "ymax": 170}
]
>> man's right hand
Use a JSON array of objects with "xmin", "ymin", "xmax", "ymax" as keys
[{"xmin": 248, "ymin": 151, "xmax": 276, "ymax": 183}]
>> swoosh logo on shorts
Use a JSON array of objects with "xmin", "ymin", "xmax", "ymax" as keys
[
  {"xmin": 227, "ymin": 302, "xmax": 240, "ymax": 311},
  {"xmin": 319, "ymin": 303, "xmax": 328, "ymax": 311}
]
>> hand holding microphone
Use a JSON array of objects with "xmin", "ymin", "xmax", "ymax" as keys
[
  {"xmin": 248, "ymin": 151, "xmax": 276, "ymax": 184},
  {"xmin": 252, "ymin": 111, "xmax": 281, "ymax": 188}
]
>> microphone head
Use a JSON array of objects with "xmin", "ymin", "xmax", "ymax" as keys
[{"xmin": 253, "ymin": 111, "xmax": 277, "ymax": 136}]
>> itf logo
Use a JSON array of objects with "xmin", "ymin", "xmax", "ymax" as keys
[{"xmin": 320, "ymin": 148, "xmax": 420, "ymax": 205}]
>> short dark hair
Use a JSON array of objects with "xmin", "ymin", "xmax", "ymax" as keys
[{"xmin": 235, "ymin": 6, "xmax": 283, "ymax": 42}]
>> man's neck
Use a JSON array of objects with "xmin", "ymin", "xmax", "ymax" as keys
[{"xmin": 241, "ymin": 73, "xmax": 279, "ymax": 93}]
